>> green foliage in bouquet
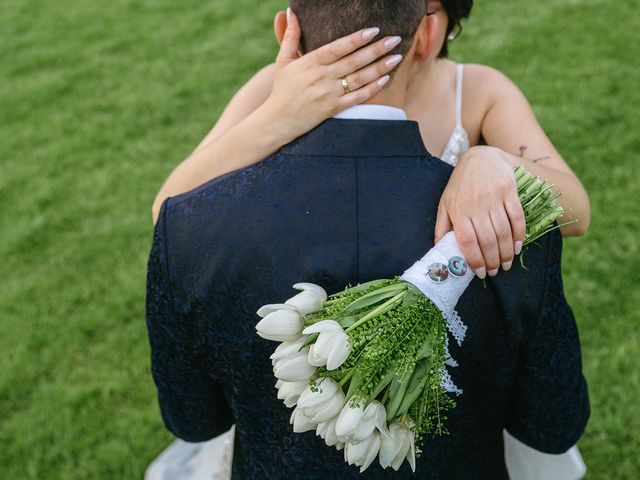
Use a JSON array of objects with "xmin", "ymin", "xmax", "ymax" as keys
[
  {"xmin": 305, "ymin": 278, "xmax": 454, "ymax": 442},
  {"xmin": 307, "ymin": 281, "xmax": 453, "ymax": 444}
]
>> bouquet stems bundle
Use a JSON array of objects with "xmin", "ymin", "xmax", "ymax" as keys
[{"xmin": 256, "ymin": 166, "xmax": 571, "ymax": 473}]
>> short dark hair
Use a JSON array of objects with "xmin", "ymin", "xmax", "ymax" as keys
[
  {"xmin": 289, "ymin": 0, "xmax": 427, "ymax": 57},
  {"xmin": 439, "ymin": 0, "xmax": 473, "ymax": 58}
]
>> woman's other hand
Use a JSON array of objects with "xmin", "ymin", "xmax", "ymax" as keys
[
  {"xmin": 434, "ymin": 146, "xmax": 526, "ymax": 279},
  {"xmin": 261, "ymin": 9, "xmax": 404, "ymax": 141}
]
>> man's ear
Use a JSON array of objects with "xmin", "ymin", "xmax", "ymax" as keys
[
  {"xmin": 414, "ymin": 14, "xmax": 439, "ymax": 62},
  {"xmin": 274, "ymin": 11, "xmax": 287, "ymax": 45}
]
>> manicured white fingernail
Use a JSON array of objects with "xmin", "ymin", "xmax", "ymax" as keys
[
  {"xmin": 502, "ymin": 261, "xmax": 513, "ymax": 272},
  {"xmin": 476, "ymin": 267, "xmax": 486, "ymax": 280},
  {"xmin": 377, "ymin": 75, "xmax": 390, "ymax": 87},
  {"xmin": 515, "ymin": 241, "xmax": 523, "ymax": 255},
  {"xmin": 362, "ymin": 27, "xmax": 380, "ymax": 40},
  {"xmin": 287, "ymin": 7, "xmax": 292, "ymax": 23},
  {"xmin": 385, "ymin": 54, "xmax": 403, "ymax": 68},
  {"xmin": 384, "ymin": 36, "xmax": 402, "ymax": 49},
  {"xmin": 488, "ymin": 268, "xmax": 499, "ymax": 277}
]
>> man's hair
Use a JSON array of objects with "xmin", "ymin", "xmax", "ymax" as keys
[{"xmin": 289, "ymin": 0, "xmax": 427, "ymax": 57}]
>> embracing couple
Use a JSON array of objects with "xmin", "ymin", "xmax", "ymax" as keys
[{"xmin": 145, "ymin": 1, "xmax": 590, "ymax": 478}]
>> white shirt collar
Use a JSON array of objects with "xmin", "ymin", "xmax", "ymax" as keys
[{"xmin": 333, "ymin": 104, "xmax": 408, "ymax": 121}]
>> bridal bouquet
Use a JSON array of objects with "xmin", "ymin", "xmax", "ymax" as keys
[{"xmin": 256, "ymin": 166, "xmax": 568, "ymax": 473}]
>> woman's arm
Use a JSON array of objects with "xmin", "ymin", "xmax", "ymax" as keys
[
  {"xmin": 152, "ymin": 11, "xmax": 403, "ymax": 223},
  {"xmin": 477, "ymin": 65, "xmax": 590, "ymax": 236},
  {"xmin": 152, "ymin": 66, "xmax": 278, "ymax": 222},
  {"xmin": 191, "ymin": 64, "xmax": 276, "ymax": 155},
  {"xmin": 435, "ymin": 65, "xmax": 590, "ymax": 278}
]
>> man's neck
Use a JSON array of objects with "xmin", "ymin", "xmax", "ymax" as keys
[{"xmin": 361, "ymin": 69, "xmax": 409, "ymax": 110}]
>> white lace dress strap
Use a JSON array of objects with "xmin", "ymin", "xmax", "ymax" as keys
[
  {"xmin": 440, "ymin": 64, "xmax": 471, "ymax": 167},
  {"xmin": 454, "ymin": 63, "xmax": 464, "ymax": 127}
]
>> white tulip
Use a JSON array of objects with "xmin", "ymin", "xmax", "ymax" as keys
[
  {"xmin": 256, "ymin": 303, "xmax": 299, "ymax": 318},
  {"xmin": 255, "ymin": 308, "xmax": 304, "ymax": 342},
  {"xmin": 290, "ymin": 406, "xmax": 317, "ymax": 433},
  {"xmin": 285, "ymin": 283, "xmax": 327, "ymax": 315},
  {"xmin": 275, "ymin": 379, "xmax": 308, "ymax": 408},
  {"xmin": 294, "ymin": 283, "xmax": 328, "ymax": 302},
  {"xmin": 269, "ymin": 338, "xmax": 305, "ymax": 373},
  {"xmin": 335, "ymin": 403, "xmax": 365, "ymax": 443},
  {"xmin": 316, "ymin": 417, "xmax": 341, "ymax": 447},
  {"xmin": 302, "ymin": 320, "xmax": 351, "ymax": 370},
  {"xmin": 296, "ymin": 378, "xmax": 345, "ymax": 423},
  {"xmin": 335, "ymin": 400, "xmax": 390, "ymax": 444},
  {"xmin": 270, "ymin": 337, "xmax": 308, "ymax": 365},
  {"xmin": 379, "ymin": 420, "xmax": 416, "ymax": 471},
  {"xmin": 273, "ymin": 350, "xmax": 317, "ymax": 382},
  {"xmin": 344, "ymin": 431, "xmax": 381, "ymax": 473}
]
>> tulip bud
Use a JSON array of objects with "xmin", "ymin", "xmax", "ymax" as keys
[
  {"xmin": 256, "ymin": 303, "xmax": 298, "ymax": 318},
  {"xmin": 256, "ymin": 308, "xmax": 303, "ymax": 342},
  {"xmin": 336, "ymin": 403, "xmax": 365, "ymax": 443},
  {"xmin": 316, "ymin": 418, "xmax": 341, "ymax": 447},
  {"xmin": 344, "ymin": 431, "xmax": 381, "ymax": 473},
  {"xmin": 297, "ymin": 378, "xmax": 345, "ymax": 423},
  {"xmin": 272, "ymin": 342, "xmax": 309, "ymax": 373},
  {"xmin": 285, "ymin": 292, "xmax": 323, "ymax": 315},
  {"xmin": 379, "ymin": 420, "xmax": 415, "ymax": 471},
  {"xmin": 285, "ymin": 283, "xmax": 327, "ymax": 315},
  {"xmin": 290, "ymin": 406, "xmax": 316, "ymax": 433},
  {"xmin": 292, "ymin": 283, "xmax": 328, "ymax": 302},
  {"xmin": 336, "ymin": 400, "xmax": 389, "ymax": 444},
  {"xmin": 273, "ymin": 350, "xmax": 317, "ymax": 382},
  {"xmin": 275, "ymin": 379, "xmax": 309, "ymax": 408},
  {"xmin": 302, "ymin": 320, "xmax": 351, "ymax": 370},
  {"xmin": 270, "ymin": 337, "xmax": 308, "ymax": 363}
]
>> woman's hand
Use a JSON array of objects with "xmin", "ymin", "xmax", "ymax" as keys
[
  {"xmin": 434, "ymin": 146, "xmax": 526, "ymax": 279},
  {"xmin": 259, "ymin": 9, "xmax": 404, "ymax": 142},
  {"xmin": 152, "ymin": 9, "xmax": 405, "ymax": 224}
]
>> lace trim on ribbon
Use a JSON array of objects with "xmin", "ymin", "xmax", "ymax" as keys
[
  {"xmin": 446, "ymin": 310, "xmax": 467, "ymax": 347},
  {"xmin": 441, "ymin": 365, "xmax": 463, "ymax": 396},
  {"xmin": 441, "ymin": 310, "xmax": 466, "ymax": 395}
]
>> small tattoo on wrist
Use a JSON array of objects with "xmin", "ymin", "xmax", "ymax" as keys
[
  {"xmin": 518, "ymin": 145, "xmax": 550, "ymax": 163},
  {"xmin": 531, "ymin": 156, "xmax": 551, "ymax": 163}
]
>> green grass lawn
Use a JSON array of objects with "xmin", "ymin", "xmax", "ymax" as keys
[{"xmin": 1, "ymin": 0, "xmax": 638, "ymax": 478}]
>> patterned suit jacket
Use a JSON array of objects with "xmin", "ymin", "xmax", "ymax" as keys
[{"xmin": 145, "ymin": 119, "xmax": 589, "ymax": 479}]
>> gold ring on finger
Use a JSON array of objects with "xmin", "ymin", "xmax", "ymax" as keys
[{"xmin": 340, "ymin": 77, "xmax": 351, "ymax": 95}]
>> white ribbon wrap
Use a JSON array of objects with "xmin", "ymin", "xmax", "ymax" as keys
[
  {"xmin": 400, "ymin": 231, "xmax": 475, "ymax": 395},
  {"xmin": 400, "ymin": 231, "xmax": 475, "ymax": 317}
]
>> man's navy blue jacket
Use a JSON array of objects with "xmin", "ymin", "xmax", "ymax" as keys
[{"xmin": 145, "ymin": 119, "xmax": 589, "ymax": 479}]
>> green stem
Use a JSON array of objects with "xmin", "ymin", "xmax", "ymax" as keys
[
  {"xmin": 345, "ymin": 291, "xmax": 406, "ymax": 333},
  {"xmin": 381, "ymin": 384, "xmax": 391, "ymax": 404},
  {"xmin": 521, "ymin": 185, "xmax": 553, "ymax": 209},
  {"xmin": 515, "ymin": 167, "xmax": 566, "ymax": 247},
  {"xmin": 339, "ymin": 370, "xmax": 354, "ymax": 387},
  {"xmin": 524, "ymin": 220, "xmax": 576, "ymax": 246}
]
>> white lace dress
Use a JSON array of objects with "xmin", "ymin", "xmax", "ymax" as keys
[{"xmin": 145, "ymin": 64, "xmax": 586, "ymax": 480}]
